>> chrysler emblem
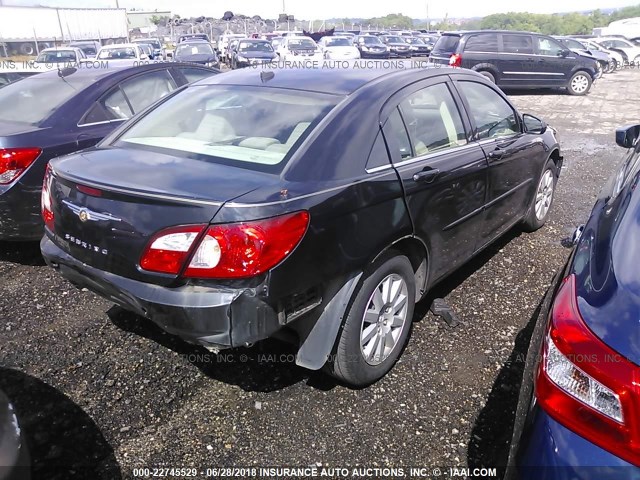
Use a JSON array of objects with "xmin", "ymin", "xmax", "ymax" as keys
[{"xmin": 62, "ymin": 200, "xmax": 122, "ymax": 223}]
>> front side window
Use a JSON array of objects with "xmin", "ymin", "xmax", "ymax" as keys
[
  {"xmin": 399, "ymin": 83, "xmax": 467, "ymax": 155},
  {"xmin": 457, "ymin": 81, "xmax": 518, "ymax": 140},
  {"xmin": 503, "ymin": 34, "xmax": 534, "ymax": 54},
  {"xmin": 537, "ymin": 37, "xmax": 564, "ymax": 56},
  {"xmin": 114, "ymin": 86, "xmax": 340, "ymax": 172}
]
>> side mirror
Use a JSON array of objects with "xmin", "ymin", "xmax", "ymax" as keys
[
  {"xmin": 523, "ymin": 114, "xmax": 547, "ymax": 134},
  {"xmin": 616, "ymin": 124, "xmax": 640, "ymax": 148},
  {"xmin": 558, "ymin": 49, "xmax": 570, "ymax": 57}
]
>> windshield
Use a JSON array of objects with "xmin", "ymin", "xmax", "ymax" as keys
[
  {"xmin": 114, "ymin": 85, "xmax": 340, "ymax": 172},
  {"xmin": 384, "ymin": 36, "xmax": 404, "ymax": 43},
  {"xmin": 238, "ymin": 41, "xmax": 273, "ymax": 52},
  {"xmin": 98, "ymin": 47, "xmax": 137, "ymax": 59},
  {"xmin": 0, "ymin": 73, "xmax": 93, "ymax": 124},
  {"xmin": 407, "ymin": 38, "xmax": 423, "ymax": 44},
  {"xmin": 564, "ymin": 38, "xmax": 585, "ymax": 49},
  {"xmin": 35, "ymin": 50, "xmax": 76, "ymax": 62},
  {"xmin": 177, "ymin": 43, "xmax": 214, "ymax": 56},
  {"xmin": 362, "ymin": 37, "xmax": 382, "ymax": 45},
  {"xmin": 326, "ymin": 38, "xmax": 351, "ymax": 46},
  {"xmin": 287, "ymin": 38, "xmax": 316, "ymax": 49}
]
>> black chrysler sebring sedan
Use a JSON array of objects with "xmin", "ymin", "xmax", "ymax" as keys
[{"xmin": 40, "ymin": 66, "xmax": 562, "ymax": 386}]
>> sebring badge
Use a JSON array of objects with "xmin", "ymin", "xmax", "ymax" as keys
[{"xmin": 78, "ymin": 209, "xmax": 89, "ymax": 223}]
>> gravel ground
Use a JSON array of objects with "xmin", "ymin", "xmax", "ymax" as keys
[{"xmin": 0, "ymin": 69, "xmax": 638, "ymax": 480}]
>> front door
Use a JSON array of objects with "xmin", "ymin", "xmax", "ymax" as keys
[{"xmin": 453, "ymin": 80, "xmax": 546, "ymax": 246}]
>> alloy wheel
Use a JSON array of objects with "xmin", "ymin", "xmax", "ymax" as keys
[
  {"xmin": 535, "ymin": 170, "xmax": 554, "ymax": 221},
  {"xmin": 360, "ymin": 273, "xmax": 409, "ymax": 366}
]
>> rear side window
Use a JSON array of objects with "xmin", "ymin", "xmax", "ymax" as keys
[
  {"xmin": 120, "ymin": 70, "xmax": 176, "ymax": 113},
  {"xmin": 503, "ymin": 34, "xmax": 534, "ymax": 54},
  {"xmin": 385, "ymin": 108, "xmax": 413, "ymax": 160},
  {"xmin": 366, "ymin": 131, "xmax": 392, "ymax": 170},
  {"xmin": 433, "ymin": 35, "xmax": 461, "ymax": 53},
  {"xmin": 464, "ymin": 33, "xmax": 499, "ymax": 53},
  {"xmin": 457, "ymin": 81, "xmax": 518, "ymax": 140},
  {"xmin": 399, "ymin": 83, "xmax": 467, "ymax": 154}
]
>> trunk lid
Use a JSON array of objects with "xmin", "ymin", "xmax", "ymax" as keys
[{"xmin": 48, "ymin": 147, "xmax": 278, "ymax": 283}]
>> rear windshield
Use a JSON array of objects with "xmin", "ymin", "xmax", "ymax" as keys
[
  {"xmin": 0, "ymin": 73, "xmax": 93, "ymax": 124},
  {"xmin": 325, "ymin": 38, "xmax": 351, "ymax": 46},
  {"xmin": 433, "ymin": 34, "xmax": 461, "ymax": 53},
  {"xmin": 238, "ymin": 41, "xmax": 273, "ymax": 52},
  {"xmin": 287, "ymin": 38, "xmax": 316, "ymax": 50},
  {"xmin": 36, "ymin": 50, "xmax": 76, "ymax": 62},
  {"xmin": 176, "ymin": 43, "xmax": 214, "ymax": 56},
  {"xmin": 114, "ymin": 85, "xmax": 341, "ymax": 173},
  {"xmin": 98, "ymin": 47, "xmax": 137, "ymax": 59}
]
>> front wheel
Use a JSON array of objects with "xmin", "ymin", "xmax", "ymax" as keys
[
  {"xmin": 567, "ymin": 71, "xmax": 592, "ymax": 96},
  {"xmin": 522, "ymin": 160, "xmax": 557, "ymax": 232},
  {"xmin": 327, "ymin": 253, "xmax": 416, "ymax": 386}
]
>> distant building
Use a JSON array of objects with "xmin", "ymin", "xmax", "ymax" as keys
[{"xmin": 127, "ymin": 11, "xmax": 172, "ymax": 31}]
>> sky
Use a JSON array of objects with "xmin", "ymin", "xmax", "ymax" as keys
[{"xmin": 2, "ymin": 0, "xmax": 637, "ymax": 20}]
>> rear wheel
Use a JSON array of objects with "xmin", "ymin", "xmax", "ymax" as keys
[
  {"xmin": 478, "ymin": 70, "xmax": 496, "ymax": 83},
  {"xmin": 567, "ymin": 71, "xmax": 592, "ymax": 95},
  {"xmin": 522, "ymin": 159, "xmax": 557, "ymax": 232},
  {"xmin": 327, "ymin": 253, "xmax": 416, "ymax": 386}
]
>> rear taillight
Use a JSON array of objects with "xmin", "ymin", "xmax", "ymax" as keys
[
  {"xmin": 41, "ymin": 163, "xmax": 54, "ymax": 231},
  {"xmin": 0, "ymin": 147, "xmax": 41, "ymax": 184},
  {"xmin": 536, "ymin": 275, "xmax": 640, "ymax": 466},
  {"xmin": 449, "ymin": 53, "xmax": 461, "ymax": 67},
  {"xmin": 140, "ymin": 211, "xmax": 309, "ymax": 279}
]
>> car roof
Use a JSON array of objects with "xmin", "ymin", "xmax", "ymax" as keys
[
  {"xmin": 197, "ymin": 65, "xmax": 459, "ymax": 95},
  {"xmin": 40, "ymin": 47, "xmax": 79, "ymax": 52}
]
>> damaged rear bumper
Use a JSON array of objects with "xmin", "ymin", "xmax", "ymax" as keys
[{"xmin": 40, "ymin": 236, "xmax": 281, "ymax": 349}]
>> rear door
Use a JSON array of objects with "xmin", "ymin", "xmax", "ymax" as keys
[
  {"xmin": 498, "ymin": 33, "xmax": 538, "ymax": 87},
  {"xmin": 382, "ymin": 78, "xmax": 489, "ymax": 281},
  {"xmin": 453, "ymin": 79, "xmax": 545, "ymax": 245},
  {"xmin": 533, "ymin": 36, "xmax": 575, "ymax": 86}
]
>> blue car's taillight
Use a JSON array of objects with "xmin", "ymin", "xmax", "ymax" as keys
[{"xmin": 536, "ymin": 275, "xmax": 640, "ymax": 466}]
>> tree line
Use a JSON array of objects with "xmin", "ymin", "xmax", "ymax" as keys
[{"xmin": 354, "ymin": 4, "xmax": 640, "ymax": 35}]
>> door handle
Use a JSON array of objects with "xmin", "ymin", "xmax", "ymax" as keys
[
  {"xmin": 488, "ymin": 149, "xmax": 505, "ymax": 160},
  {"xmin": 412, "ymin": 169, "xmax": 440, "ymax": 183}
]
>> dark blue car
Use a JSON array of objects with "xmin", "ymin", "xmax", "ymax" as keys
[
  {"xmin": 0, "ymin": 62, "xmax": 218, "ymax": 240},
  {"xmin": 510, "ymin": 125, "xmax": 640, "ymax": 478}
]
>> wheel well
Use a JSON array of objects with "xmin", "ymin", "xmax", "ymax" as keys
[
  {"xmin": 549, "ymin": 148, "xmax": 562, "ymax": 172},
  {"xmin": 384, "ymin": 237, "xmax": 429, "ymax": 302}
]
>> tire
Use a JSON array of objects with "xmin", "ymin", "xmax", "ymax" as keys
[
  {"xmin": 327, "ymin": 253, "xmax": 416, "ymax": 386},
  {"xmin": 522, "ymin": 159, "xmax": 557, "ymax": 232},
  {"xmin": 478, "ymin": 70, "xmax": 495, "ymax": 83},
  {"xmin": 19, "ymin": 43, "xmax": 35, "ymax": 55},
  {"xmin": 567, "ymin": 71, "xmax": 592, "ymax": 96}
]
